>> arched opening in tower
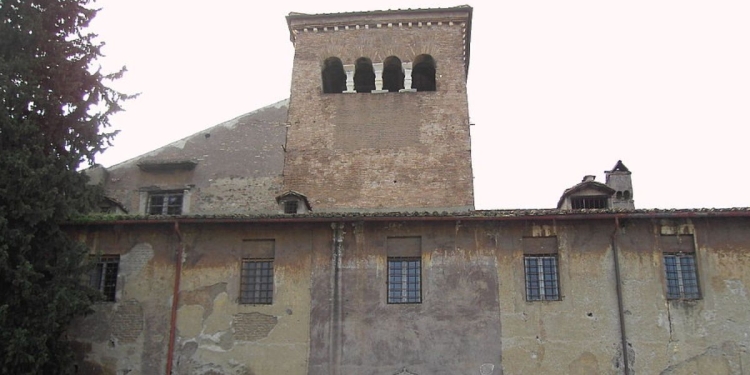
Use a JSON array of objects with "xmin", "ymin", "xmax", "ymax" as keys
[
  {"xmin": 354, "ymin": 57, "xmax": 376, "ymax": 93},
  {"xmin": 321, "ymin": 57, "xmax": 347, "ymax": 93},
  {"xmin": 382, "ymin": 56, "xmax": 404, "ymax": 92},
  {"xmin": 412, "ymin": 54, "xmax": 436, "ymax": 92}
]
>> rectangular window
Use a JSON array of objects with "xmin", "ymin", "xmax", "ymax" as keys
[
  {"xmin": 147, "ymin": 191, "xmax": 183, "ymax": 215},
  {"xmin": 664, "ymin": 254, "xmax": 700, "ymax": 299},
  {"xmin": 89, "ymin": 255, "xmax": 119, "ymax": 302},
  {"xmin": 387, "ymin": 257, "xmax": 421, "ymax": 304},
  {"xmin": 524, "ymin": 255, "xmax": 560, "ymax": 301},
  {"xmin": 284, "ymin": 200, "xmax": 298, "ymax": 214},
  {"xmin": 571, "ymin": 196, "xmax": 609, "ymax": 209},
  {"xmin": 240, "ymin": 259, "xmax": 274, "ymax": 304}
]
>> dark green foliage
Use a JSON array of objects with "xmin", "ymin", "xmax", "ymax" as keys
[{"xmin": 0, "ymin": 0, "xmax": 129, "ymax": 373}]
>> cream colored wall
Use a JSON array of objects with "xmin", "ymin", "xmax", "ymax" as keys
[
  {"xmin": 68, "ymin": 216, "xmax": 750, "ymax": 375},
  {"xmin": 173, "ymin": 223, "xmax": 314, "ymax": 375},
  {"xmin": 495, "ymin": 221, "xmax": 623, "ymax": 375}
]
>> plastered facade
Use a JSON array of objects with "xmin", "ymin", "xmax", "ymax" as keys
[{"xmin": 68, "ymin": 215, "xmax": 750, "ymax": 374}]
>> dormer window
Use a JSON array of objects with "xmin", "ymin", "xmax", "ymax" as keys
[
  {"xmin": 148, "ymin": 191, "xmax": 184, "ymax": 215},
  {"xmin": 557, "ymin": 172, "xmax": 617, "ymax": 210},
  {"xmin": 276, "ymin": 190, "xmax": 311, "ymax": 215},
  {"xmin": 284, "ymin": 200, "xmax": 299, "ymax": 214},
  {"xmin": 571, "ymin": 196, "xmax": 608, "ymax": 209}
]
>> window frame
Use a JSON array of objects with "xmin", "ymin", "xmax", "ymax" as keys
[
  {"xmin": 89, "ymin": 255, "xmax": 119, "ymax": 302},
  {"xmin": 283, "ymin": 200, "xmax": 299, "ymax": 214},
  {"xmin": 570, "ymin": 195, "xmax": 609, "ymax": 209},
  {"xmin": 664, "ymin": 253, "xmax": 701, "ymax": 300},
  {"xmin": 524, "ymin": 254, "xmax": 560, "ymax": 301},
  {"xmin": 387, "ymin": 256, "xmax": 422, "ymax": 304},
  {"xmin": 239, "ymin": 259, "xmax": 274, "ymax": 305},
  {"xmin": 147, "ymin": 191, "xmax": 184, "ymax": 215}
]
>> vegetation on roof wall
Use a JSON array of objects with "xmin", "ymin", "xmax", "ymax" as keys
[{"xmin": 0, "ymin": 0, "xmax": 131, "ymax": 373}]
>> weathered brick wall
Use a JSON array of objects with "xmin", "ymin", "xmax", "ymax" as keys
[
  {"xmin": 284, "ymin": 12, "xmax": 474, "ymax": 212},
  {"xmin": 101, "ymin": 101, "xmax": 288, "ymax": 215}
]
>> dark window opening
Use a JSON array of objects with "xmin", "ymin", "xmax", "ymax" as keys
[
  {"xmin": 616, "ymin": 191, "xmax": 623, "ymax": 199},
  {"xmin": 354, "ymin": 57, "xmax": 376, "ymax": 93},
  {"xmin": 382, "ymin": 56, "xmax": 404, "ymax": 92},
  {"xmin": 240, "ymin": 259, "xmax": 274, "ymax": 304},
  {"xmin": 665, "ymin": 254, "xmax": 700, "ymax": 299},
  {"xmin": 524, "ymin": 255, "xmax": 560, "ymax": 301},
  {"xmin": 412, "ymin": 54, "xmax": 436, "ymax": 91},
  {"xmin": 571, "ymin": 196, "xmax": 609, "ymax": 209},
  {"xmin": 388, "ymin": 257, "xmax": 421, "ymax": 303},
  {"xmin": 623, "ymin": 190, "xmax": 631, "ymax": 200},
  {"xmin": 284, "ymin": 200, "xmax": 299, "ymax": 214},
  {"xmin": 322, "ymin": 57, "xmax": 347, "ymax": 94},
  {"xmin": 90, "ymin": 255, "xmax": 119, "ymax": 302},
  {"xmin": 148, "ymin": 191, "xmax": 183, "ymax": 215}
]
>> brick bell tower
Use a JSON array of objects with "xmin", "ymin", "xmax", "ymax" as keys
[{"xmin": 283, "ymin": 7, "xmax": 474, "ymax": 212}]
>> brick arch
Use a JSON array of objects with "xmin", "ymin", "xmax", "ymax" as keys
[
  {"xmin": 382, "ymin": 56, "xmax": 405, "ymax": 92},
  {"xmin": 321, "ymin": 56, "xmax": 347, "ymax": 93},
  {"xmin": 412, "ymin": 54, "xmax": 436, "ymax": 91},
  {"xmin": 354, "ymin": 57, "xmax": 376, "ymax": 93}
]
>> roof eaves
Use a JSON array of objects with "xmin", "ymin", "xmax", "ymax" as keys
[{"xmin": 67, "ymin": 207, "xmax": 750, "ymax": 226}]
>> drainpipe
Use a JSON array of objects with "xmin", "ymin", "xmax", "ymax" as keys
[
  {"xmin": 611, "ymin": 217, "xmax": 630, "ymax": 374},
  {"xmin": 166, "ymin": 221, "xmax": 185, "ymax": 375},
  {"xmin": 329, "ymin": 222, "xmax": 344, "ymax": 375}
]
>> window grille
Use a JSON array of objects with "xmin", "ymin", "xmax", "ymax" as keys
[
  {"xmin": 664, "ymin": 254, "xmax": 700, "ymax": 299},
  {"xmin": 284, "ymin": 200, "xmax": 299, "ymax": 214},
  {"xmin": 571, "ymin": 196, "xmax": 609, "ymax": 209},
  {"xmin": 388, "ymin": 257, "xmax": 421, "ymax": 303},
  {"xmin": 240, "ymin": 259, "xmax": 274, "ymax": 304},
  {"xmin": 148, "ymin": 191, "xmax": 183, "ymax": 215},
  {"xmin": 90, "ymin": 255, "xmax": 119, "ymax": 302},
  {"xmin": 524, "ymin": 255, "xmax": 560, "ymax": 301}
]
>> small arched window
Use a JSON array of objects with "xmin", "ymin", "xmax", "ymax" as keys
[
  {"xmin": 354, "ymin": 57, "xmax": 376, "ymax": 93},
  {"xmin": 382, "ymin": 56, "xmax": 404, "ymax": 92},
  {"xmin": 322, "ymin": 57, "xmax": 347, "ymax": 94},
  {"xmin": 412, "ymin": 54, "xmax": 436, "ymax": 92},
  {"xmin": 623, "ymin": 190, "xmax": 631, "ymax": 200}
]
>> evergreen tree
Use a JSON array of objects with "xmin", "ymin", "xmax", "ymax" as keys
[{"xmin": 0, "ymin": 0, "xmax": 129, "ymax": 373}]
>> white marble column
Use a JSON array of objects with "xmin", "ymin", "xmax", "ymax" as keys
[{"xmin": 343, "ymin": 64, "xmax": 355, "ymax": 93}]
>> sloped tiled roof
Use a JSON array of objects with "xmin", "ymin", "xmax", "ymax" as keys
[{"xmin": 71, "ymin": 207, "xmax": 750, "ymax": 225}]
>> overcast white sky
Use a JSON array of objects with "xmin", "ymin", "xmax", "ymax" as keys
[{"xmin": 89, "ymin": 0, "xmax": 750, "ymax": 210}]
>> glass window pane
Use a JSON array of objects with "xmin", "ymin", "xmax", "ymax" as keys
[
  {"xmin": 388, "ymin": 257, "xmax": 421, "ymax": 304},
  {"xmin": 240, "ymin": 260, "xmax": 274, "ymax": 304}
]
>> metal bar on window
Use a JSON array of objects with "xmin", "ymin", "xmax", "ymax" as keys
[
  {"xmin": 240, "ymin": 259, "xmax": 274, "ymax": 304},
  {"xmin": 388, "ymin": 257, "xmax": 421, "ymax": 304}
]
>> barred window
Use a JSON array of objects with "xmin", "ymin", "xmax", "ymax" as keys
[
  {"xmin": 524, "ymin": 255, "xmax": 560, "ymax": 301},
  {"xmin": 284, "ymin": 200, "xmax": 299, "ymax": 214},
  {"xmin": 571, "ymin": 196, "xmax": 609, "ymax": 209},
  {"xmin": 388, "ymin": 257, "xmax": 421, "ymax": 304},
  {"xmin": 240, "ymin": 259, "xmax": 274, "ymax": 304},
  {"xmin": 148, "ymin": 191, "xmax": 183, "ymax": 215},
  {"xmin": 664, "ymin": 254, "xmax": 700, "ymax": 299},
  {"xmin": 90, "ymin": 255, "xmax": 119, "ymax": 302}
]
